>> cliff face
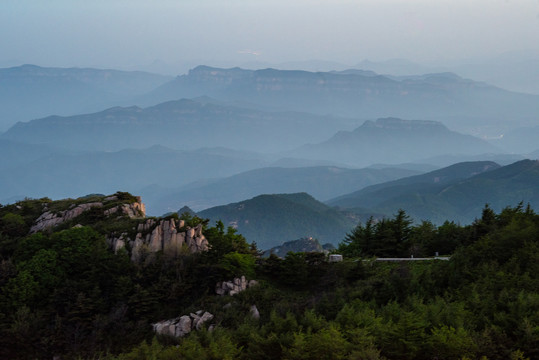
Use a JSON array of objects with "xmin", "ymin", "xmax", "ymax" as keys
[{"xmin": 108, "ymin": 218, "xmax": 209, "ymax": 261}]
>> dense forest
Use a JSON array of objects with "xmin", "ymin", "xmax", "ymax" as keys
[{"xmin": 0, "ymin": 194, "xmax": 537, "ymax": 359}]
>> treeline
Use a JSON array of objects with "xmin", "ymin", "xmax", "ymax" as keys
[
  {"xmin": 0, "ymin": 198, "xmax": 538, "ymax": 359},
  {"xmin": 338, "ymin": 207, "xmax": 481, "ymax": 258}
]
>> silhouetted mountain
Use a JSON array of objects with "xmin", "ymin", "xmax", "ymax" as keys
[
  {"xmin": 148, "ymin": 166, "xmax": 420, "ymax": 213},
  {"xmin": 329, "ymin": 160, "xmax": 539, "ymax": 224},
  {"xmin": 0, "ymin": 64, "xmax": 171, "ymax": 131},
  {"xmin": 291, "ymin": 118, "xmax": 500, "ymax": 167},
  {"xmin": 198, "ymin": 193, "xmax": 356, "ymax": 249},
  {"xmin": 145, "ymin": 66, "xmax": 539, "ymax": 132},
  {"xmin": 1, "ymin": 98, "xmax": 361, "ymax": 152}
]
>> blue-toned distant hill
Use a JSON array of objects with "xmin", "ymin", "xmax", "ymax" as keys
[
  {"xmin": 290, "ymin": 118, "xmax": 501, "ymax": 168},
  {"xmin": 144, "ymin": 65, "xmax": 539, "ymax": 132},
  {"xmin": 1, "ymin": 97, "xmax": 361, "ymax": 152},
  {"xmin": 0, "ymin": 64, "xmax": 172, "ymax": 131},
  {"xmin": 198, "ymin": 193, "xmax": 357, "ymax": 249},
  {"xmin": 328, "ymin": 160, "xmax": 539, "ymax": 224}
]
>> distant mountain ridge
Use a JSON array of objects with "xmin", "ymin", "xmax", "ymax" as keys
[
  {"xmin": 291, "ymin": 118, "xmax": 500, "ymax": 167},
  {"xmin": 329, "ymin": 160, "xmax": 539, "ymax": 224},
  {"xmin": 145, "ymin": 65, "xmax": 539, "ymax": 132},
  {"xmin": 328, "ymin": 161, "xmax": 501, "ymax": 209},
  {"xmin": 1, "ymin": 98, "xmax": 361, "ymax": 152},
  {"xmin": 0, "ymin": 64, "xmax": 172, "ymax": 131}
]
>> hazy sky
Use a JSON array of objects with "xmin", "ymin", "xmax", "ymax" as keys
[{"xmin": 1, "ymin": 0, "xmax": 539, "ymax": 71}]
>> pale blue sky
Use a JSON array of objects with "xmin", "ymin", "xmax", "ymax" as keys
[{"xmin": 1, "ymin": 0, "xmax": 538, "ymax": 71}]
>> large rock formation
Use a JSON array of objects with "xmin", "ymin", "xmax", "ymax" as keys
[
  {"xmin": 107, "ymin": 218, "xmax": 209, "ymax": 261},
  {"xmin": 27, "ymin": 193, "xmax": 207, "ymax": 261},
  {"xmin": 152, "ymin": 310, "xmax": 214, "ymax": 338}
]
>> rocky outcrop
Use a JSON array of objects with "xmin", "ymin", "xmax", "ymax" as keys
[
  {"xmin": 28, "ymin": 193, "xmax": 206, "ymax": 261},
  {"xmin": 30, "ymin": 202, "xmax": 103, "ymax": 233},
  {"xmin": 29, "ymin": 196, "xmax": 146, "ymax": 234},
  {"xmin": 107, "ymin": 218, "xmax": 209, "ymax": 260},
  {"xmin": 215, "ymin": 276, "xmax": 258, "ymax": 296},
  {"xmin": 152, "ymin": 310, "xmax": 214, "ymax": 338},
  {"xmin": 104, "ymin": 199, "xmax": 145, "ymax": 218}
]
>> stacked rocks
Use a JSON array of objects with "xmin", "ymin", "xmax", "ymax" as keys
[{"xmin": 152, "ymin": 311, "xmax": 214, "ymax": 338}]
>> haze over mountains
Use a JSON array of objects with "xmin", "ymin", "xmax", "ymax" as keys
[
  {"xmin": 1, "ymin": 97, "xmax": 361, "ymax": 153},
  {"xmin": 145, "ymin": 165, "xmax": 419, "ymax": 214},
  {"xmin": 0, "ymin": 144, "xmax": 266, "ymax": 205},
  {"xmin": 1, "ymin": 63, "xmax": 538, "ymax": 248},
  {"xmin": 146, "ymin": 65, "xmax": 539, "ymax": 134},
  {"xmin": 0, "ymin": 64, "xmax": 171, "ymax": 131}
]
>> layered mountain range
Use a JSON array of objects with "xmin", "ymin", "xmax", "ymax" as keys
[
  {"xmin": 144, "ymin": 165, "xmax": 419, "ymax": 214},
  {"xmin": 146, "ymin": 65, "xmax": 539, "ymax": 133},
  {"xmin": 328, "ymin": 159, "xmax": 539, "ymax": 224},
  {"xmin": 1, "ymin": 64, "xmax": 538, "ymax": 243},
  {"xmin": 1, "ymin": 98, "xmax": 360, "ymax": 152}
]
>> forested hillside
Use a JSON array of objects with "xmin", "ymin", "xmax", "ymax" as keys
[
  {"xmin": 199, "ymin": 193, "xmax": 357, "ymax": 249},
  {"xmin": 330, "ymin": 159, "xmax": 539, "ymax": 224},
  {"xmin": 0, "ymin": 193, "xmax": 537, "ymax": 359}
]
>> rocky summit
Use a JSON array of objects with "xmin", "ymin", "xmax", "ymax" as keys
[{"xmin": 23, "ymin": 192, "xmax": 208, "ymax": 261}]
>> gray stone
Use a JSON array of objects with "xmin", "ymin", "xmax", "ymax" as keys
[
  {"xmin": 30, "ymin": 202, "xmax": 103, "ymax": 233},
  {"xmin": 250, "ymin": 305, "xmax": 260, "ymax": 320},
  {"xmin": 176, "ymin": 316, "xmax": 192, "ymax": 337},
  {"xmin": 196, "ymin": 312, "xmax": 214, "ymax": 330}
]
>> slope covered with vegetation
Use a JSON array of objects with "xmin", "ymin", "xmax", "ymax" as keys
[
  {"xmin": 199, "ymin": 193, "xmax": 357, "ymax": 249},
  {"xmin": 0, "ymin": 193, "xmax": 537, "ymax": 359},
  {"xmin": 330, "ymin": 159, "xmax": 539, "ymax": 224}
]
